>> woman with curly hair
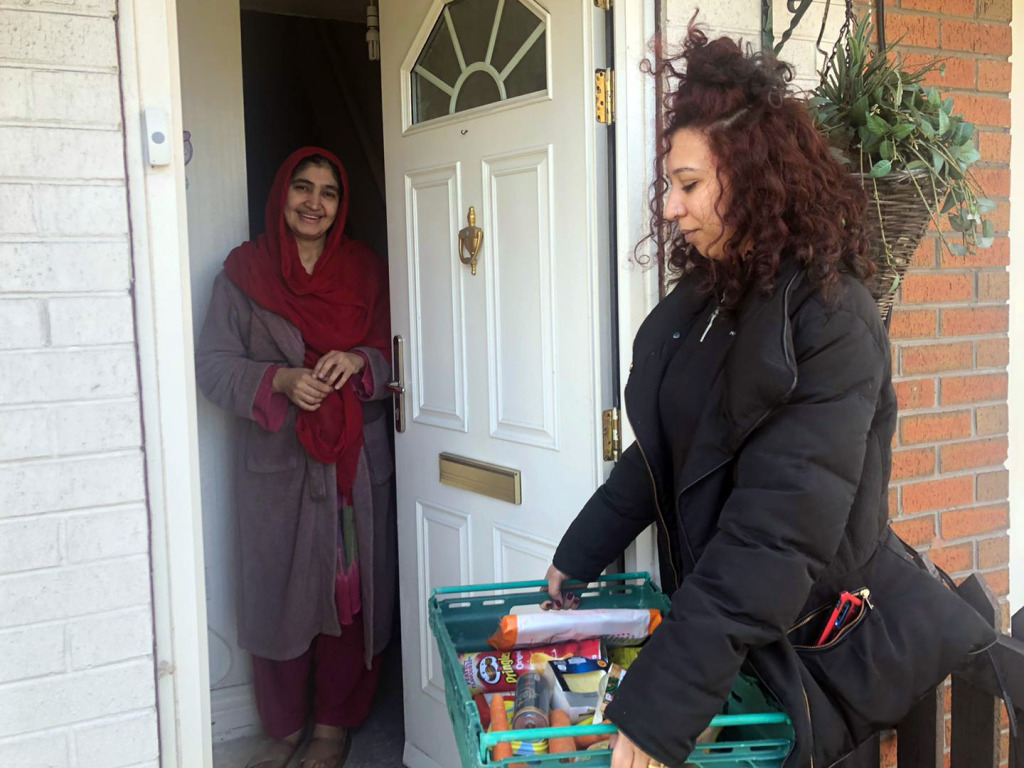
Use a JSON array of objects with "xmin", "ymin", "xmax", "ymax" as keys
[{"xmin": 545, "ymin": 25, "xmax": 995, "ymax": 768}]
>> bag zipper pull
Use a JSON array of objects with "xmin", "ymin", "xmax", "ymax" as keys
[{"xmin": 699, "ymin": 306, "xmax": 721, "ymax": 343}]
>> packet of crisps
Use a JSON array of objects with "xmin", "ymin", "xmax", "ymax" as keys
[
  {"xmin": 488, "ymin": 608, "xmax": 662, "ymax": 650},
  {"xmin": 460, "ymin": 638, "xmax": 604, "ymax": 696}
]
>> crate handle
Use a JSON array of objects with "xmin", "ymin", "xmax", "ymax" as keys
[
  {"xmin": 430, "ymin": 572, "xmax": 652, "ymax": 598},
  {"xmin": 479, "ymin": 712, "xmax": 790, "ymax": 747}
]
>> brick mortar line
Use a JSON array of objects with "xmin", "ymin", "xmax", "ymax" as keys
[
  {"xmin": 891, "ymin": 470, "xmax": 1009, "ymax": 488},
  {"xmin": 895, "ymin": 333, "xmax": 1010, "ymax": 344},
  {"xmin": 0, "ymin": 394, "xmax": 139, "ymax": 411},
  {"xmin": 0, "ymin": 444, "xmax": 146, "ymax": 466},
  {"xmin": 0, "ymin": 552, "xmax": 150, "ymax": 581},
  {"xmin": 0, "ymin": 501, "xmax": 148, "ymax": 524},
  {"xmin": 0, "ymin": 342, "xmax": 135, "ymax": 356},
  {"xmin": 0, "ymin": 393, "xmax": 142, "ymax": 409},
  {"xmin": 0, "ymin": 708, "xmax": 156, "ymax": 746},
  {"xmin": 0, "ymin": 291, "xmax": 131, "ymax": 300},
  {"xmin": 2, "ymin": 548, "xmax": 152, "ymax": 577},
  {"xmin": 0, "ymin": 649, "xmax": 153, "ymax": 687},
  {"xmin": 897, "ymin": 302, "xmax": 1007, "ymax": 309},
  {"xmin": 0, "ymin": 5, "xmax": 114, "ymax": 20},
  {"xmin": 0, "ymin": 340, "xmax": 139, "ymax": 353},
  {"xmin": 0, "ymin": 605, "xmax": 151, "ymax": 637},
  {"xmin": 0, "ymin": 60, "xmax": 117, "ymax": 75},
  {"xmin": 0, "ymin": 121, "xmax": 122, "ymax": 132},
  {"xmin": 0, "ymin": 179, "xmax": 127, "ymax": 187},
  {"xmin": 0, "ymin": 447, "xmax": 141, "ymax": 468}
]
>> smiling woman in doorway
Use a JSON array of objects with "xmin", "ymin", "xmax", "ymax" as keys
[
  {"xmin": 544, "ymin": 26, "xmax": 997, "ymax": 768},
  {"xmin": 196, "ymin": 146, "xmax": 395, "ymax": 768}
]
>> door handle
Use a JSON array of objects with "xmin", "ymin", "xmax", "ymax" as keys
[
  {"xmin": 458, "ymin": 206, "xmax": 483, "ymax": 276},
  {"xmin": 388, "ymin": 335, "xmax": 406, "ymax": 433}
]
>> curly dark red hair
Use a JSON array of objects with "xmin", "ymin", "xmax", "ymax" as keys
[{"xmin": 643, "ymin": 22, "xmax": 874, "ymax": 308}]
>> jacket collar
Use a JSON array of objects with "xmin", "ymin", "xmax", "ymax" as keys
[{"xmin": 625, "ymin": 259, "xmax": 806, "ymax": 500}]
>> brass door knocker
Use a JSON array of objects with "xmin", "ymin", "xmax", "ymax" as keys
[{"xmin": 458, "ymin": 206, "xmax": 483, "ymax": 276}]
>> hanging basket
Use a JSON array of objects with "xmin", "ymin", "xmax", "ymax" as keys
[{"xmin": 854, "ymin": 170, "xmax": 944, "ymax": 323}]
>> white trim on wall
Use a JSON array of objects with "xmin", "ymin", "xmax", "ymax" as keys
[
  {"xmin": 119, "ymin": 1, "xmax": 213, "ymax": 766},
  {"xmin": 616, "ymin": 0, "xmax": 661, "ymax": 574},
  {"xmin": 1008, "ymin": 0, "xmax": 1023, "ymax": 614}
]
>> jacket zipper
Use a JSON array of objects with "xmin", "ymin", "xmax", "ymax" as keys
[
  {"xmin": 673, "ymin": 271, "xmax": 803, "ymax": 503},
  {"xmin": 699, "ymin": 305, "xmax": 721, "ymax": 342},
  {"xmin": 631, "ymin": 431, "xmax": 680, "ymax": 590},
  {"xmin": 789, "ymin": 588, "xmax": 874, "ymax": 650}
]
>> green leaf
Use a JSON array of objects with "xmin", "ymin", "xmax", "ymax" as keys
[
  {"xmin": 891, "ymin": 123, "xmax": 914, "ymax": 139},
  {"xmin": 948, "ymin": 212, "xmax": 966, "ymax": 232},
  {"xmin": 959, "ymin": 148, "xmax": 981, "ymax": 164},
  {"xmin": 866, "ymin": 113, "xmax": 889, "ymax": 135},
  {"xmin": 919, "ymin": 119, "xmax": 936, "ymax": 139},
  {"xmin": 947, "ymin": 243, "xmax": 968, "ymax": 256},
  {"xmin": 880, "ymin": 141, "xmax": 895, "ymax": 160},
  {"xmin": 931, "ymin": 149, "xmax": 945, "ymax": 174},
  {"xmin": 983, "ymin": 219, "xmax": 995, "ymax": 238},
  {"xmin": 942, "ymin": 97, "xmax": 954, "ymax": 114},
  {"xmin": 906, "ymin": 159, "xmax": 930, "ymax": 171},
  {"xmin": 938, "ymin": 109, "xmax": 950, "ymax": 135},
  {"xmin": 870, "ymin": 159, "xmax": 893, "ymax": 178},
  {"xmin": 928, "ymin": 87, "xmax": 941, "ymax": 108},
  {"xmin": 977, "ymin": 198, "xmax": 997, "ymax": 213},
  {"xmin": 977, "ymin": 236, "xmax": 995, "ymax": 249},
  {"xmin": 851, "ymin": 96, "xmax": 869, "ymax": 125}
]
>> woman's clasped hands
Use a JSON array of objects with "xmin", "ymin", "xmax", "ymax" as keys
[{"xmin": 272, "ymin": 351, "xmax": 365, "ymax": 411}]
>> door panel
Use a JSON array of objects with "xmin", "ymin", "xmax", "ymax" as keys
[
  {"xmin": 405, "ymin": 164, "xmax": 469, "ymax": 430},
  {"xmin": 382, "ymin": 1, "xmax": 609, "ymax": 765},
  {"xmin": 483, "ymin": 147, "xmax": 557, "ymax": 447}
]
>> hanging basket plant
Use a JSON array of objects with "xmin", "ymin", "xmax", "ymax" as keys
[{"xmin": 806, "ymin": 15, "xmax": 994, "ymax": 320}]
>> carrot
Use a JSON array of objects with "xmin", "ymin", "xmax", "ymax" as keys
[
  {"xmin": 489, "ymin": 695, "xmax": 514, "ymax": 763},
  {"xmin": 548, "ymin": 709, "xmax": 576, "ymax": 758},
  {"xmin": 574, "ymin": 731, "xmax": 609, "ymax": 748}
]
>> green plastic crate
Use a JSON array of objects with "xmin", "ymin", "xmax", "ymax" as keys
[{"xmin": 428, "ymin": 572, "xmax": 794, "ymax": 768}]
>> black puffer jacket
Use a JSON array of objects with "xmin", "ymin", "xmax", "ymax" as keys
[{"xmin": 554, "ymin": 261, "xmax": 995, "ymax": 768}]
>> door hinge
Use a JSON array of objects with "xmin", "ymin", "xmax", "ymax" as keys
[
  {"xmin": 595, "ymin": 68, "xmax": 615, "ymax": 125},
  {"xmin": 594, "ymin": 0, "xmax": 612, "ymax": 9},
  {"xmin": 602, "ymin": 407, "xmax": 621, "ymax": 461}
]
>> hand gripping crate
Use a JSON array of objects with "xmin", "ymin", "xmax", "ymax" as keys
[{"xmin": 428, "ymin": 572, "xmax": 795, "ymax": 767}]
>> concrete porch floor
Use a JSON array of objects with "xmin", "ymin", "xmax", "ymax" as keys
[{"xmin": 213, "ymin": 639, "xmax": 406, "ymax": 768}]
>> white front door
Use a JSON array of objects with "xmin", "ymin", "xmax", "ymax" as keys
[{"xmin": 381, "ymin": 1, "xmax": 612, "ymax": 765}]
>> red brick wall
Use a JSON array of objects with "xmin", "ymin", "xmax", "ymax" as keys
[{"xmin": 876, "ymin": 0, "xmax": 1012, "ymax": 764}]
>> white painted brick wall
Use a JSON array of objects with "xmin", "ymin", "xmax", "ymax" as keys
[
  {"xmin": 0, "ymin": 242, "xmax": 131, "ymax": 292},
  {"xmin": 0, "ymin": 12, "xmax": 117, "ymax": 69},
  {"xmin": 48, "ymin": 295, "xmax": 134, "ymax": 345},
  {"xmin": 0, "ymin": 731, "xmax": 70, "ymax": 768},
  {"xmin": 0, "ymin": 517, "xmax": 61, "ymax": 574},
  {"xmin": 663, "ymin": 0, "xmax": 844, "ymax": 88},
  {"xmin": 0, "ymin": 625, "xmax": 66, "ymax": 684},
  {"xmin": 75, "ymin": 712, "xmax": 160, "ymax": 768},
  {"xmin": 0, "ymin": 5, "xmax": 158, "ymax": 765}
]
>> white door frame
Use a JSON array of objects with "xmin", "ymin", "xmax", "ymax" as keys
[
  {"xmin": 119, "ymin": 1, "xmax": 213, "ymax": 766},
  {"xmin": 1008, "ymin": 0, "xmax": 1023, "ymax": 614},
  {"xmin": 121, "ymin": 1, "xmax": 659, "ymax": 766}
]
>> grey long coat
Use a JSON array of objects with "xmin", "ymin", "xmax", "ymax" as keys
[{"xmin": 195, "ymin": 272, "xmax": 396, "ymax": 665}]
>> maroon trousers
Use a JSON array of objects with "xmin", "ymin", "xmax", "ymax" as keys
[{"xmin": 251, "ymin": 612, "xmax": 381, "ymax": 739}]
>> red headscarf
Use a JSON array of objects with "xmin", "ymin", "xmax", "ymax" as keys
[{"xmin": 224, "ymin": 146, "xmax": 390, "ymax": 500}]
